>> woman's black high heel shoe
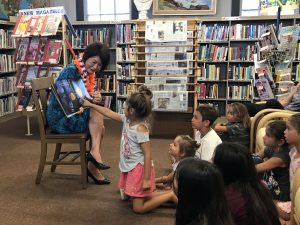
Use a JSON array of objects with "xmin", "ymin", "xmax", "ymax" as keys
[
  {"xmin": 87, "ymin": 169, "xmax": 111, "ymax": 185},
  {"xmin": 86, "ymin": 152, "xmax": 110, "ymax": 170}
]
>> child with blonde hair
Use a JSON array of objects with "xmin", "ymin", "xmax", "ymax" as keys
[
  {"xmin": 155, "ymin": 135, "xmax": 199, "ymax": 189},
  {"xmin": 215, "ymin": 102, "xmax": 251, "ymax": 148},
  {"xmin": 83, "ymin": 85, "xmax": 176, "ymax": 214}
]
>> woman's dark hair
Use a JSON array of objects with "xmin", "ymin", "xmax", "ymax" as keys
[
  {"xmin": 177, "ymin": 135, "xmax": 199, "ymax": 158},
  {"xmin": 126, "ymin": 85, "xmax": 153, "ymax": 119},
  {"xmin": 82, "ymin": 42, "xmax": 110, "ymax": 70},
  {"xmin": 266, "ymin": 120, "xmax": 287, "ymax": 146},
  {"xmin": 213, "ymin": 142, "xmax": 281, "ymax": 225},
  {"xmin": 175, "ymin": 158, "xmax": 234, "ymax": 225}
]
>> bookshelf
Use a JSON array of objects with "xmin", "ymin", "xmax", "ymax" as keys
[
  {"xmin": 0, "ymin": 20, "xmax": 18, "ymax": 122},
  {"xmin": 196, "ymin": 15, "xmax": 297, "ymax": 116}
]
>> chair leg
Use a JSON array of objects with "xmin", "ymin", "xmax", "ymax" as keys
[
  {"xmin": 80, "ymin": 141, "xmax": 87, "ymax": 189},
  {"xmin": 36, "ymin": 142, "xmax": 47, "ymax": 185},
  {"xmin": 51, "ymin": 143, "xmax": 62, "ymax": 172}
]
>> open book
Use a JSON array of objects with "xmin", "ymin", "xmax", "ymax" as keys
[{"xmin": 52, "ymin": 79, "xmax": 92, "ymax": 118}]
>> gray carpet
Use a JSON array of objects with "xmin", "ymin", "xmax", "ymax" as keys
[{"xmin": 0, "ymin": 116, "xmax": 175, "ymax": 225}]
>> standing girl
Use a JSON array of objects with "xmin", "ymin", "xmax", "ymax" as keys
[
  {"xmin": 155, "ymin": 135, "xmax": 199, "ymax": 189},
  {"xmin": 83, "ymin": 86, "xmax": 176, "ymax": 214},
  {"xmin": 254, "ymin": 120, "xmax": 290, "ymax": 202},
  {"xmin": 214, "ymin": 102, "xmax": 251, "ymax": 147}
]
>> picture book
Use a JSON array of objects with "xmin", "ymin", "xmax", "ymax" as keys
[
  {"xmin": 32, "ymin": 16, "xmax": 48, "ymax": 36},
  {"xmin": 16, "ymin": 66, "xmax": 28, "ymax": 88},
  {"xmin": 24, "ymin": 66, "xmax": 39, "ymax": 87},
  {"xmin": 42, "ymin": 15, "xmax": 61, "ymax": 36},
  {"xmin": 15, "ymin": 38, "xmax": 30, "ymax": 62},
  {"xmin": 26, "ymin": 37, "xmax": 40, "ymax": 62},
  {"xmin": 278, "ymin": 25, "xmax": 300, "ymax": 51},
  {"xmin": 13, "ymin": 15, "xmax": 31, "ymax": 36},
  {"xmin": 43, "ymin": 40, "xmax": 62, "ymax": 64},
  {"xmin": 16, "ymin": 88, "xmax": 32, "ymax": 112},
  {"xmin": 255, "ymin": 76, "xmax": 274, "ymax": 100},
  {"xmin": 259, "ymin": 25, "xmax": 278, "ymax": 52},
  {"xmin": 71, "ymin": 79, "xmax": 92, "ymax": 101},
  {"xmin": 52, "ymin": 79, "xmax": 85, "ymax": 118},
  {"xmin": 48, "ymin": 67, "xmax": 63, "ymax": 80}
]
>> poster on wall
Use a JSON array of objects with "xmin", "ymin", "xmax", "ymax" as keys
[
  {"xmin": 0, "ymin": 0, "xmax": 48, "ymax": 20},
  {"xmin": 260, "ymin": 0, "xmax": 299, "ymax": 15}
]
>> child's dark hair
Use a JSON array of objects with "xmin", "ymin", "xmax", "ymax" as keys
[
  {"xmin": 197, "ymin": 105, "xmax": 219, "ymax": 126},
  {"xmin": 83, "ymin": 42, "xmax": 110, "ymax": 70},
  {"xmin": 266, "ymin": 120, "xmax": 287, "ymax": 145},
  {"xmin": 229, "ymin": 102, "xmax": 251, "ymax": 129},
  {"xmin": 126, "ymin": 85, "xmax": 153, "ymax": 119},
  {"xmin": 177, "ymin": 135, "xmax": 199, "ymax": 158},
  {"xmin": 213, "ymin": 142, "xmax": 281, "ymax": 225},
  {"xmin": 288, "ymin": 113, "xmax": 300, "ymax": 133}
]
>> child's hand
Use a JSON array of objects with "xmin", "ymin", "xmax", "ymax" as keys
[
  {"xmin": 82, "ymin": 98, "xmax": 93, "ymax": 108},
  {"xmin": 142, "ymin": 179, "xmax": 151, "ymax": 191},
  {"xmin": 78, "ymin": 107, "xmax": 84, "ymax": 114}
]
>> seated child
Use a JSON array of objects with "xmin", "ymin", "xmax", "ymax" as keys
[
  {"xmin": 214, "ymin": 102, "xmax": 250, "ymax": 148},
  {"xmin": 254, "ymin": 120, "xmax": 290, "ymax": 202},
  {"xmin": 155, "ymin": 135, "xmax": 199, "ymax": 189},
  {"xmin": 191, "ymin": 105, "xmax": 222, "ymax": 161}
]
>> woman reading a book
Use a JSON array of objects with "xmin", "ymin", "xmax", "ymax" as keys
[
  {"xmin": 46, "ymin": 42, "xmax": 111, "ymax": 185},
  {"xmin": 245, "ymin": 82, "xmax": 300, "ymax": 117}
]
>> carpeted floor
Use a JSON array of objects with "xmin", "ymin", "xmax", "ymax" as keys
[{"xmin": 0, "ymin": 116, "xmax": 175, "ymax": 225}]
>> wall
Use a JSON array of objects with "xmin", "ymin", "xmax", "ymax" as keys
[{"xmin": 50, "ymin": 0, "xmax": 232, "ymax": 22}]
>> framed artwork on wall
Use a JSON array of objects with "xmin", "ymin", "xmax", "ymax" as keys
[{"xmin": 153, "ymin": 0, "xmax": 217, "ymax": 15}]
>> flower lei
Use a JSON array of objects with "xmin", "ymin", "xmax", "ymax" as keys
[{"xmin": 73, "ymin": 55, "xmax": 95, "ymax": 95}]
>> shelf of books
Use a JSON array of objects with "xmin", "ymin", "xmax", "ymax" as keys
[
  {"xmin": 196, "ymin": 15, "xmax": 300, "ymax": 116},
  {"xmin": 0, "ymin": 20, "xmax": 18, "ymax": 121},
  {"xmin": 12, "ymin": 7, "xmax": 67, "ymax": 116},
  {"xmin": 132, "ymin": 19, "xmax": 197, "ymax": 136},
  {"xmin": 69, "ymin": 21, "xmax": 120, "ymax": 112}
]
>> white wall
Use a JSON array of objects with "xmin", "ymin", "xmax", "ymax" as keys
[{"xmin": 49, "ymin": 0, "xmax": 232, "ymax": 22}]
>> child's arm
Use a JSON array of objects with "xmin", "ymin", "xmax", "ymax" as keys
[
  {"xmin": 155, "ymin": 171, "xmax": 175, "ymax": 184},
  {"xmin": 82, "ymin": 99, "xmax": 122, "ymax": 121},
  {"xmin": 256, "ymin": 157, "xmax": 286, "ymax": 173},
  {"xmin": 139, "ymin": 124, "xmax": 152, "ymax": 191},
  {"xmin": 214, "ymin": 123, "xmax": 227, "ymax": 133},
  {"xmin": 256, "ymin": 148, "xmax": 265, "ymax": 158}
]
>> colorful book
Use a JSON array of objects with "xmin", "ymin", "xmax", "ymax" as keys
[
  {"xmin": 15, "ymin": 38, "xmax": 30, "ymax": 62},
  {"xmin": 43, "ymin": 40, "xmax": 62, "ymax": 64},
  {"xmin": 48, "ymin": 67, "xmax": 63, "ymax": 80},
  {"xmin": 24, "ymin": 16, "xmax": 39, "ymax": 36},
  {"xmin": 42, "ymin": 15, "xmax": 61, "ymax": 36},
  {"xmin": 26, "ymin": 37, "xmax": 40, "ymax": 62},
  {"xmin": 13, "ymin": 15, "xmax": 31, "ymax": 36},
  {"xmin": 32, "ymin": 16, "xmax": 48, "ymax": 36},
  {"xmin": 255, "ymin": 76, "xmax": 274, "ymax": 100},
  {"xmin": 36, "ymin": 37, "xmax": 48, "ymax": 64},
  {"xmin": 16, "ymin": 88, "xmax": 32, "ymax": 111},
  {"xmin": 38, "ymin": 66, "xmax": 49, "ymax": 78},
  {"xmin": 24, "ymin": 66, "xmax": 39, "ymax": 87},
  {"xmin": 16, "ymin": 66, "xmax": 29, "ymax": 88}
]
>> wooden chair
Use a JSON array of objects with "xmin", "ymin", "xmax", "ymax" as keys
[
  {"xmin": 31, "ymin": 77, "xmax": 89, "ymax": 189},
  {"xmin": 291, "ymin": 167, "xmax": 300, "ymax": 225}
]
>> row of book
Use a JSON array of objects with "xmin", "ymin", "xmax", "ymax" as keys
[
  {"xmin": 0, "ymin": 76, "xmax": 17, "ymax": 96},
  {"xmin": 228, "ymin": 85, "xmax": 252, "ymax": 100},
  {"xmin": 230, "ymin": 24, "xmax": 267, "ymax": 40},
  {"xmin": 13, "ymin": 15, "xmax": 61, "ymax": 37},
  {"xmin": 116, "ymin": 24, "xmax": 136, "ymax": 44},
  {"xmin": 70, "ymin": 28, "xmax": 112, "ymax": 49},
  {"xmin": 15, "ymin": 65, "xmax": 62, "ymax": 88},
  {"xmin": 0, "ymin": 29, "xmax": 16, "ymax": 48},
  {"xmin": 228, "ymin": 45, "xmax": 256, "ymax": 61},
  {"xmin": 196, "ymin": 83, "xmax": 219, "ymax": 99},
  {"xmin": 198, "ymin": 44, "xmax": 228, "ymax": 61},
  {"xmin": 198, "ymin": 24, "xmax": 229, "ymax": 42},
  {"xmin": 95, "ymin": 75, "xmax": 116, "ymax": 93},
  {"xmin": 0, "ymin": 54, "xmax": 16, "ymax": 72},
  {"xmin": 15, "ymin": 37, "xmax": 62, "ymax": 64},
  {"xmin": 228, "ymin": 65, "xmax": 254, "ymax": 80},
  {"xmin": 116, "ymin": 47, "xmax": 136, "ymax": 61},
  {"xmin": 199, "ymin": 64, "xmax": 221, "ymax": 80},
  {"xmin": 117, "ymin": 82, "xmax": 136, "ymax": 96},
  {"xmin": 117, "ymin": 64, "xmax": 135, "ymax": 79},
  {"xmin": 116, "ymin": 100, "xmax": 125, "ymax": 114},
  {"xmin": 0, "ymin": 95, "xmax": 16, "ymax": 116}
]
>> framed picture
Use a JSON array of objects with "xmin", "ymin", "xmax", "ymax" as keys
[{"xmin": 153, "ymin": 0, "xmax": 217, "ymax": 15}]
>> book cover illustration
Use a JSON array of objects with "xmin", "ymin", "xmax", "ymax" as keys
[
  {"xmin": 36, "ymin": 37, "xmax": 48, "ymax": 64},
  {"xmin": 42, "ymin": 15, "xmax": 61, "ymax": 36},
  {"xmin": 52, "ymin": 79, "xmax": 84, "ymax": 118},
  {"xmin": 259, "ymin": 25, "xmax": 278, "ymax": 52},
  {"xmin": 24, "ymin": 16, "xmax": 39, "ymax": 36},
  {"xmin": 71, "ymin": 79, "xmax": 92, "ymax": 102},
  {"xmin": 32, "ymin": 16, "xmax": 48, "ymax": 36},
  {"xmin": 13, "ymin": 15, "xmax": 31, "ymax": 36},
  {"xmin": 16, "ymin": 88, "xmax": 32, "ymax": 112},
  {"xmin": 48, "ymin": 67, "xmax": 63, "ymax": 80},
  {"xmin": 16, "ymin": 66, "xmax": 28, "ymax": 88},
  {"xmin": 15, "ymin": 38, "xmax": 30, "ymax": 62},
  {"xmin": 43, "ymin": 40, "xmax": 62, "ymax": 64},
  {"xmin": 278, "ymin": 25, "xmax": 300, "ymax": 51},
  {"xmin": 24, "ymin": 66, "xmax": 39, "ymax": 87},
  {"xmin": 255, "ymin": 76, "xmax": 274, "ymax": 100},
  {"xmin": 26, "ymin": 37, "xmax": 40, "ymax": 62},
  {"xmin": 38, "ymin": 66, "xmax": 49, "ymax": 78}
]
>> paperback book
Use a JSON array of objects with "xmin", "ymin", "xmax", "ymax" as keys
[{"xmin": 255, "ymin": 76, "xmax": 274, "ymax": 100}]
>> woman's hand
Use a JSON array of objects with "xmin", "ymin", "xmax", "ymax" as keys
[
  {"xmin": 142, "ymin": 179, "xmax": 151, "ymax": 191},
  {"xmin": 92, "ymin": 91, "xmax": 102, "ymax": 104}
]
